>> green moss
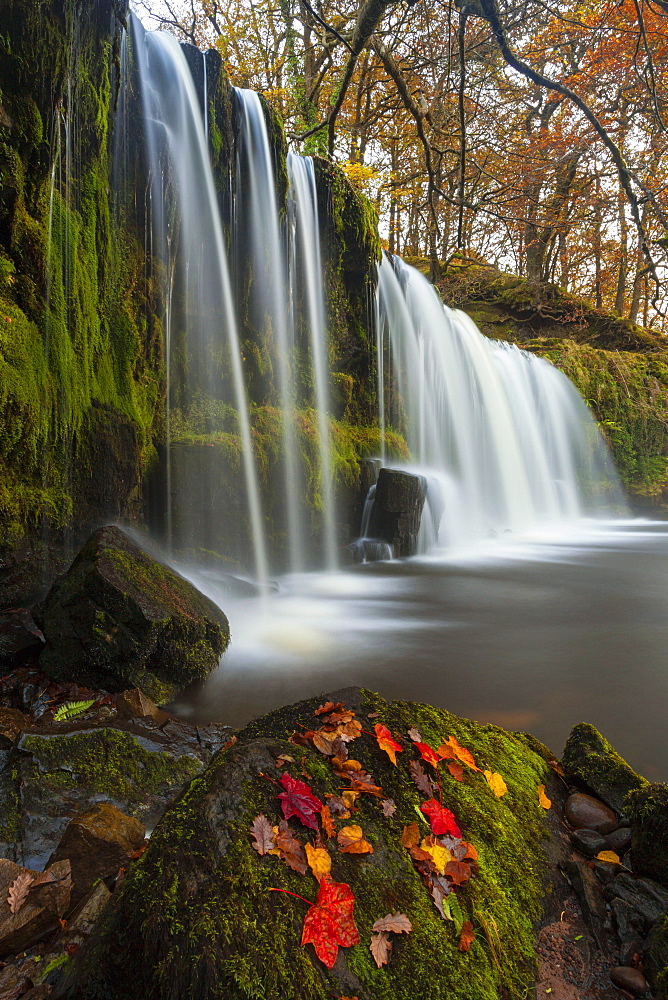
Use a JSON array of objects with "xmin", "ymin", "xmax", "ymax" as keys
[
  {"xmin": 68, "ymin": 690, "xmax": 549, "ymax": 999},
  {"xmin": 561, "ymin": 722, "xmax": 648, "ymax": 815},
  {"xmin": 20, "ymin": 728, "xmax": 202, "ymax": 808}
]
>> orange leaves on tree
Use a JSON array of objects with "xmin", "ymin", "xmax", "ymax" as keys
[
  {"xmin": 537, "ymin": 784, "xmax": 552, "ymax": 809},
  {"xmin": 277, "ymin": 772, "xmax": 323, "ymax": 830},
  {"xmin": 337, "ymin": 825, "xmax": 373, "ymax": 854},
  {"xmin": 374, "ymin": 724, "xmax": 403, "ymax": 765},
  {"xmin": 437, "ymin": 736, "xmax": 481, "ymax": 772},
  {"xmin": 458, "ymin": 921, "xmax": 475, "ymax": 951},
  {"xmin": 421, "ymin": 798, "xmax": 462, "ymax": 838},
  {"xmin": 301, "ymin": 879, "xmax": 360, "ymax": 968}
]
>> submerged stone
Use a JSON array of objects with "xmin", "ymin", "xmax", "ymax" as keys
[
  {"xmin": 562, "ymin": 722, "xmax": 647, "ymax": 813},
  {"xmin": 37, "ymin": 526, "xmax": 230, "ymax": 705},
  {"xmin": 53, "ymin": 687, "xmax": 553, "ymax": 1000}
]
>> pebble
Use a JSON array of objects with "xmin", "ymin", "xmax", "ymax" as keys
[
  {"xmin": 571, "ymin": 827, "xmax": 609, "ymax": 858},
  {"xmin": 564, "ymin": 792, "xmax": 617, "ymax": 834},
  {"xmin": 606, "ymin": 827, "xmax": 632, "ymax": 854},
  {"xmin": 609, "ymin": 965, "xmax": 648, "ymax": 996}
]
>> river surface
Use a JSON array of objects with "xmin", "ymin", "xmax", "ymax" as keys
[{"xmin": 175, "ymin": 519, "xmax": 668, "ymax": 780}]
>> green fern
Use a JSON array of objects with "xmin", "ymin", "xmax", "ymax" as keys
[{"xmin": 53, "ymin": 699, "xmax": 95, "ymax": 722}]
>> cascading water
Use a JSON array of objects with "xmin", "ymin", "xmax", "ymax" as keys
[{"xmin": 374, "ymin": 254, "xmax": 626, "ymax": 548}]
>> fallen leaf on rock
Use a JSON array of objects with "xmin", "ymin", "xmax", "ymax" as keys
[
  {"xmin": 320, "ymin": 805, "xmax": 335, "ymax": 839},
  {"xmin": 367, "ymin": 711, "xmax": 380, "ymax": 718},
  {"xmin": 445, "ymin": 860, "xmax": 472, "ymax": 885},
  {"xmin": 316, "ymin": 701, "xmax": 345, "ymax": 716},
  {"xmin": 414, "ymin": 742, "xmax": 441, "ymax": 768},
  {"xmin": 430, "ymin": 879, "xmax": 453, "ymax": 920},
  {"xmin": 301, "ymin": 879, "xmax": 360, "ymax": 968},
  {"xmin": 345, "ymin": 771, "xmax": 383, "ymax": 797},
  {"xmin": 275, "ymin": 754, "xmax": 295, "ymax": 768},
  {"xmin": 421, "ymin": 799, "xmax": 462, "ymax": 838},
  {"xmin": 374, "ymin": 724, "xmax": 402, "ymax": 765},
  {"xmin": 372, "ymin": 912, "xmax": 412, "ymax": 934},
  {"xmin": 462, "ymin": 841, "xmax": 478, "ymax": 861},
  {"xmin": 381, "ymin": 798, "xmax": 396, "ymax": 818},
  {"xmin": 333, "ymin": 758, "xmax": 362, "ymax": 772},
  {"xmin": 437, "ymin": 736, "xmax": 481, "ymax": 771},
  {"xmin": 401, "ymin": 823, "xmax": 421, "ymax": 848},
  {"xmin": 548, "ymin": 758, "xmax": 565, "ymax": 776},
  {"xmin": 338, "ymin": 825, "xmax": 373, "ymax": 854},
  {"xmin": 409, "ymin": 760, "xmax": 436, "ymax": 797},
  {"xmin": 484, "ymin": 770, "xmax": 508, "ymax": 798},
  {"xmin": 326, "ymin": 794, "xmax": 349, "ymax": 817},
  {"xmin": 7, "ymin": 872, "xmax": 33, "ymax": 914},
  {"xmin": 341, "ymin": 790, "xmax": 359, "ymax": 811},
  {"xmin": 313, "ymin": 731, "xmax": 339, "ymax": 755},
  {"xmin": 407, "ymin": 727, "xmax": 422, "ymax": 742},
  {"xmin": 419, "ymin": 836, "xmax": 451, "ymax": 875},
  {"xmin": 596, "ymin": 850, "xmax": 621, "ymax": 864},
  {"xmin": 250, "ymin": 815, "xmax": 275, "ymax": 856},
  {"xmin": 537, "ymin": 784, "xmax": 552, "ymax": 809},
  {"xmin": 370, "ymin": 930, "xmax": 392, "ymax": 967},
  {"xmin": 276, "ymin": 821, "xmax": 308, "ymax": 874},
  {"xmin": 447, "ymin": 761, "xmax": 465, "ymax": 782},
  {"xmin": 458, "ymin": 921, "xmax": 475, "ymax": 951},
  {"xmin": 337, "ymin": 719, "xmax": 363, "ymax": 743},
  {"xmin": 277, "ymin": 772, "xmax": 323, "ymax": 830},
  {"xmin": 306, "ymin": 843, "xmax": 332, "ymax": 880}
]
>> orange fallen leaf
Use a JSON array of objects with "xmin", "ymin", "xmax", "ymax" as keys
[
  {"xmin": 315, "ymin": 701, "xmax": 346, "ymax": 716},
  {"xmin": 306, "ymin": 843, "xmax": 332, "ymax": 880},
  {"xmin": 462, "ymin": 841, "xmax": 478, "ymax": 861},
  {"xmin": 275, "ymin": 821, "xmax": 308, "ymax": 874},
  {"xmin": 338, "ymin": 825, "xmax": 373, "ymax": 854},
  {"xmin": 401, "ymin": 823, "xmax": 421, "ymax": 848},
  {"xmin": 484, "ymin": 770, "xmax": 508, "ymax": 798},
  {"xmin": 320, "ymin": 804, "xmax": 336, "ymax": 839},
  {"xmin": 458, "ymin": 920, "xmax": 475, "ymax": 951},
  {"xmin": 437, "ymin": 736, "xmax": 481, "ymax": 772},
  {"xmin": 447, "ymin": 761, "xmax": 465, "ymax": 782},
  {"xmin": 538, "ymin": 784, "xmax": 552, "ymax": 809},
  {"xmin": 596, "ymin": 850, "xmax": 621, "ymax": 864},
  {"xmin": 374, "ymin": 724, "xmax": 403, "ymax": 765}
]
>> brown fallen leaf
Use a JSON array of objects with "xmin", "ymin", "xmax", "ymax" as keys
[
  {"xmin": 8, "ymin": 872, "xmax": 33, "ymax": 914},
  {"xmin": 548, "ymin": 758, "xmax": 565, "ymax": 776},
  {"xmin": 367, "ymin": 712, "xmax": 380, "ymax": 718},
  {"xmin": 275, "ymin": 754, "xmax": 295, "ymax": 768},
  {"xmin": 320, "ymin": 804, "xmax": 336, "ymax": 839},
  {"xmin": 409, "ymin": 760, "xmax": 436, "ymax": 797},
  {"xmin": 341, "ymin": 790, "xmax": 360, "ymax": 811},
  {"xmin": 538, "ymin": 784, "xmax": 552, "ymax": 809},
  {"xmin": 381, "ymin": 798, "xmax": 396, "ymax": 818},
  {"xmin": 315, "ymin": 701, "xmax": 346, "ymax": 716},
  {"xmin": 407, "ymin": 727, "xmax": 422, "ymax": 742},
  {"xmin": 370, "ymin": 930, "xmax": 392, "ymax": 967},
  {"xmin": 401, "ymin": 823, "xmax": 421, "ymax": 849},
  {"xmin": 372, "ymin": 912, "xmax": 413, "ymax": 934},
  {"xmin": 275, "ymin": 821, "xmax": 308, "ymax": 874},
  {"xmin": 312, "ymin": 731, "xmax": 339, "ymax": 756},
  {"xmin": 325, "ymin": 794, "xmax": 349, "ymax": 817},
  {"xmin": 305, "ymin": 842, "xmax": 332, "ymax": 880},
  {"xmin": 445, "ymin": 860, "xmax": 472, "ymax": 885},
  {"xmin": 458, "ymin": 920, "xmax": 475, "ymax": 951},
  {"xmin": 461, "ymin": 841, "xmax": 478, "ymax": 861},
  {"xmin": 338, "ymin": 825, "xmax": 373, "ymax": 854},
  {"xmin": 447, "ymin": 761, "xmax": 465, "ymax": 782},
  {"xmin": 250, "ymin": 815, "xmax": 276, "ymax": 856}
]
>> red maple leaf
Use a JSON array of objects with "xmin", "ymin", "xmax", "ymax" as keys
[
  {"xmin": 414, "ymin": 742, "xmax": 440, "ymax": 768},
  {"xmin": 421, "ymin": 798, "xmax": 462, "ymax": 838},
  {"xmin": 301, "ymin": 879, "xmax": 360, "ymax": 968},
  {"xmin": 277, "ymin": 772, "xmax": 323, "ymax": 830}
]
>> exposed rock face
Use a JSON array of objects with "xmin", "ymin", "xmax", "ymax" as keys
[
  {"xmin": 625, "ymin": 782, "xmax": 668, "ymax": 888},
  {"xmin": 37, "ymin": 526, "xmax": 230, "ymax": 704},
  {"xmin": 0, "ymin": 858, "xmax": 71, "ymax": 958},
  {"xmin": 562, "ymin": 723, "xmax": 647, "ymax": 813},
  {"xmin": 367, "ymin": 468, "xmax": 428, "ymax": 557}
]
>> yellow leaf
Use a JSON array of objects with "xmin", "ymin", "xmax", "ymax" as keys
[
  {"xmin": 268, "ymin": 826, "xmax": 281, "ymax": 856},
  {"xmin": 305, "ymin": 843, "xmax": 332, "ymax": 880},
  {"xmin": 337, "ymin": 824, "xmax": 373, "ymax": 854},
  {"xmin": 342, "ymin": 790, "xmax": 360, "ymax": 811},
  {"xmin": 420, "ymin": 836, "xmax": 451, "ymax": 875},
  {"xmin": 484, "ymin": 770, "xmax": 508, "ymax": 798},
  {"xmin": 596, "ymin": 850, "xmax": 621, "ymax": 864},
  {"xmin": 537, "ymin": 784, "xmax": 551, "ymax": 809}
]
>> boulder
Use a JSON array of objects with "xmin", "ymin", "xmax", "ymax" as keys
[
  {"xmin": 625, "ymin": 783, "xmax": 668, "ymax": 888},
  {"xmin": 367, "ymin": 469, "xmax": 427, "ymax": 557},
  {"xmin": 13, "ymin": 718, "xmax": 233, "ymax": 869},
  {"xmin": 564, "ymin": 793, "xmax": 617, "ymax": 834},
  {"xmin": 37, "ymin": 526, "xmax": 230, "ymax": 704},
  {"xmin": 644, "ymin": 911, "xmax": 668, "ymax": 999},
  {"xmin": 48, "ymin": 803, "xmax": 146, "ymax": 905},
  {"xmin": 561, "ymin": 723, "xmax": 647, "ymax": 814},
  {"xmin": 53, "ymin": 687, "xmax": 556, "ymax": 1000},
  {"xmin": 0, "ymin": 609, "xmax": 45, "ymax": 667},
  {"xmin": 0, "ymin": 858, "xmax": 71, "ymax": 958},
  {"xmin": 603, "ymin": 872, "xmax": 668, "ymax": 927}
]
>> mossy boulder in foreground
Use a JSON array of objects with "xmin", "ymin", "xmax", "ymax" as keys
[
  {"xmin": 562, "ymin": 721, "xmax": 648, "ymax": 813},
  {"xmin": 54, "ymin": 687, "xmax": 554, "ymax": 1000},
  {"xmin": 37, "ymin": 526, "xmax": 230, "ymax": 704}
]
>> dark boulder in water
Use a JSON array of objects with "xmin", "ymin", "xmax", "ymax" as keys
[{"xmin": 368, "ymin": 468, "xmax": 427, "ymax": 557}]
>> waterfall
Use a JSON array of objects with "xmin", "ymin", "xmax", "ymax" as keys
[{"xmin": 375, "ymin": 254, "xmax": 626, "ymax": 547}]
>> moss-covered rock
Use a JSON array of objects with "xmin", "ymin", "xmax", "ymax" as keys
[
  {"xmin": 645, "ymin": 910, "xmax": 668, "ymax": 1000},
  {"xmin": 54, "ymin": 687, "xmax": 552, "ymax": 1000},
  {"xmin": 625, "ymin": 783, "xmax": 668, "ymax": 888},
  {"xmin": 561, "ymin": 722, "xmax": 647, "ymax": 814},
  {"xmin": 38, "ymin": 525, "xmax": 230, "ymax": 703}
]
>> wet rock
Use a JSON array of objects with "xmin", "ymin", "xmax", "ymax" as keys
[
  {"xmin": 114, "ymin": 689, "xmax": 169, "ymax": 724},
  {"xmin": 49, "ymin": 803, "xmax": 145, "ymax": 905},
  {"xmin": 571, "ymin": 827, "xmax": 610, "ymax": 858},
  {"xmin": 606, "ymin": 827, "xmax": 633, "ymax": 855},
  {"xmin": 562, "ymin": 723, "xmax": 647, "ymax": 813},
  {"xmin": 37, "ymin": 525, "xmax": 230, "ymax": 705},
  {"xmin": 367, "ymin": 468, "xmax": 427, "ymax": 557},
  {"xmin": 14, "ymin": 720, "xmax": 210, "ymax": 869},
  {"xmin": 562, "ymin": 858, "xmax": 610, "ymax": 949},
  {"xmin": 611, "ymin": 897, "xmax": 646, "ymax": 956},
  {"xmin": 0, "ymin": 964, "xmax": 32, "ymax": 1000},
  {"xmin": 592, "ymin": 860, "xmax": 621, "ymax": 883},
  {"xmin": 625, "ymin": 783, "xmax": 668, "ymax": 888},
  {"xmin": 60, "ymin": 882, "xmax": 111, "ymax": 953},
  {"xmin": 21, "ymin": 988, "xmax": 52, "ymax": 999},
  {"xmin": 0, "ymin": 859, "xmax": 71, "ymax": 957},
  {"xmin": 0, "ymin": 708, "xmax": 30, "ymax": 742},
  {"xmin": 0, "ymin": 609, "xmax": 45, "ymax": 667},
  {"xmin": 603, "ymin": 872, "xmax": 668, "ymax": 926},
  {"xmin": 609, "ymin": 966, "xmax": 648, "ymax": 995},
  {"xmin": 644, "ymin": 912, "xmax": 668, "ymax": 998},
  {"xmin": 564, "ymin": 792, "xmax": 617, "ymax": 834}
]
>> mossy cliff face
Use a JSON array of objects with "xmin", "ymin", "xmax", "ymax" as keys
[
  {"xmin": 0, "ymin": 0, "xmax": 163, "ymax": 603},
  {"xmin": 55, "ymin": 687, "xmax": 551, "ymax": 1000}
]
